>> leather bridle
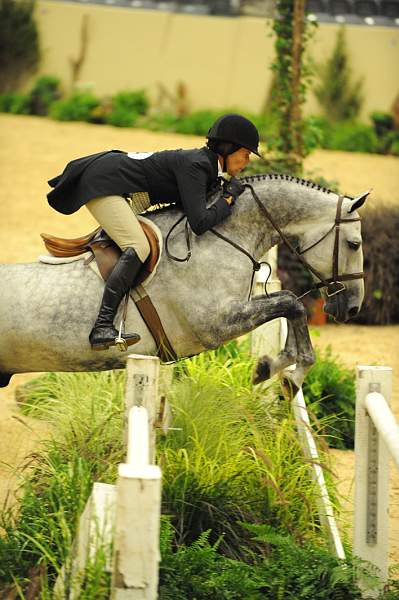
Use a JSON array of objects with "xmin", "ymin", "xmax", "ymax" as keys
[
  {"xmin": 165, "ymin": 184, "xmax": 365, "ymax": 301},
  {"xmin": 243, "ymin": 184, "xmax": 365, "ymax": 299}
]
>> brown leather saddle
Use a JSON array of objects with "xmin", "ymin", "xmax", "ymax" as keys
[
  {"xmin": 40, "ymin": 222, "xmax": 177, "ymax": 362},
  {"xmin": 41, "ymin": 221, "xmax": 159, "ymax": 286}
]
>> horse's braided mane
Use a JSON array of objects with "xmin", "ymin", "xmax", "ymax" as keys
[
  {"xmin": 142, "ymin": 172, "xmax": 338, "ymax": 217},
  {"xmin": 241, "ymin": 172, "xmax": 335, "ymax": 195}
]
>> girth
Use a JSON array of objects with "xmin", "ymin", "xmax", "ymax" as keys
[{"xmin": 41, "ymin": 225, "xmax": 177, "ymax": 362}]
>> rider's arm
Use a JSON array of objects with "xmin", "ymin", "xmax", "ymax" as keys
[{"xmin": 175, "ymin": 161, "xmax": 232, "ymax": 235}]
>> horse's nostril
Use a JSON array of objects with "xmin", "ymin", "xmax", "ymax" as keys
[{"xmin": 348, "ymin": 306, "xmax": 359, "ymax": 318}]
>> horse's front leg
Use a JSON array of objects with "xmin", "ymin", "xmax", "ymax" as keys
[
  {"xmin": 251, "ymin": 293, "xmax": 315, "ymax": 387},
  {"xmin": 280, "ymin": 314, "xmax": 316, "ymax": 393},
  {"xmin": 202, "ymin": 290, "xmax": 310, "ymax": 384},
  {"xmin": 253, "ymin": 317, "xmax": 298, "ymax": 384}
]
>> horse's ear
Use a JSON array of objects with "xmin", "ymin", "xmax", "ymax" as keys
[{"xmin": 348, "ymin": 189, "xmax": 372, "ymax": 213}]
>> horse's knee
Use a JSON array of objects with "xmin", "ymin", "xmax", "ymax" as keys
[{"xmin": 282, "ymin": 291, "xmax": 307, "ymax": 320}]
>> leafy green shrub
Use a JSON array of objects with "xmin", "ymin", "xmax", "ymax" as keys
[
  {"xmin": 141, "ymin": 111, "xmax": 181, "ymax": 132},
  {"xmin": 370, "ymin": 111, "xmax": 394, "ymax": 138},
  {"xmin": 49, "ymin": 91, "xmax": 100, "ymax": 122},
  {"xmin": 105, "ymin": 89, "xmax": 149, "ymax": 127},
  {"xmin": 29, "ymin": 75, "xmax": 61, "ymax": 115},
  {"xmin": 314, "ymin": 27, "xmax": 363, "ymax": 122},
  {"xmin": 391, "ymin": 137, "xmax": 399, "ymax": 156},
  {"xmin": 369, "ymin": 112, "xmax": 399, "ymax": 155},
  {"xmin": 303, "ymin": 346, "xmax": 356, "ymax": 449},
  {"xmin": 301, "ymin": 115, "xmax": 325, "ymax": 156},
  {"xmin": 0, "ymin": 91, "xmax": 30, "ymax": 114},
  {"xmin": 173, "ymin": 109, "xmax": 228, "ymax": 136},
  {"xmin": 160, "ymin": 519, "xmax": 388, "ymax": 600},
  {"xmin": 0, "ymin": 0, "xmax": 40, "ymax": 93},
  {"xmin": 159, "ymin": 521, "xmax": 262, "ymax": 599},
  {"xmin": 116, "ymin": 89, "xmax": 149, "ymax": 115},
  {"xmin": 241, "ymin": 523, "xmax": 386, "ymax": 600},
  {"xmin": 106, "ymin": 106, "xmax": 139, "ymax": 127},
  {"xmin": 326, "ymin": 121, "xmax": 379, "ymax": 153},
  {"xmin": 160, "ymin": 344, "xmax": 335, "ymax": 558}
]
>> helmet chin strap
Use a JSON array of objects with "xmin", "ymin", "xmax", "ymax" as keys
[{"xmin": 218, "ymin": 155, "xmax": 228, "ymax": 173}]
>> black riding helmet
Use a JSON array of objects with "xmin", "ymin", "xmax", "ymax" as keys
[{"xmin": 207, "ymin": 113, "xmax": 261, "ymax": 158}]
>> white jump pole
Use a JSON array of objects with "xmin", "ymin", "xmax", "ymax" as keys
[
  {"xmin": 124, "ymin": 354, "xmax": 160, "ymax": 463},
  {"xmin": 112, "ymin": 406, "xmax": 162, "ymax": 599},
  {"xmin": 354, "ymin": 365, "xmax": 393, "ymax": 592},
  {"xmin": 279, "ymin": 319, "xmax": 345, "ymax": 559},
  {"xmin": 292, "ymin": 386, "xmax": 346, "ymax": 559}
]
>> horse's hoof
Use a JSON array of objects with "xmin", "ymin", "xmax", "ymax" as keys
[{"xmin": 252, "ymin": 356, "xmax": 271, "ymax": 385}]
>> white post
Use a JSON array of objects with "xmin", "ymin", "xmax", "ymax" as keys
[
  {"xmin": 54, "ymin": 482, "xmax": 116, "ymax": 599},
  {"xmin": 354, "ymin": 365, "xmax": 393, "ymax": 592},
  {"xmin": 124, "ymin": 354, "xmax": 160, "ymax": 463},
  {"xmin": 156, "ymin": 364, "xmax": 174, "ymax": 435},
  {"xmin": 251, "ymin": 248, "xmax": 283, "ymax": 359},
  {"xmin": 112, "ymin": 406, "xmax": 162, "ymax": 600}
]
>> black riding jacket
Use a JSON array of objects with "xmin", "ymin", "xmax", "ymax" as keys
[{"xmin": 47, "ymin": 147, "xmax": 231, "ymax": 235}]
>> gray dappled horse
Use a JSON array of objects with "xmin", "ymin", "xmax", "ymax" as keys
[{"xmin": 0, "ymin": 174, "xmax": 367, "ymax": 390}]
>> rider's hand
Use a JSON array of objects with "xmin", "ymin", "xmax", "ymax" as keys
[{"xmin": 223, "ymin": 177, "xmax": 246, "ymax": 202}]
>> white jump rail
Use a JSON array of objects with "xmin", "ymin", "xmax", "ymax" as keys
[
  {"xmin": 354, "ymin": 365, "xmax": 395, "ymax": 595},
  {"xmin": 292, "ymin": 387, "xmax": 346, "ymax": 559}
]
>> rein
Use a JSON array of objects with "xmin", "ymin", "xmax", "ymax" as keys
[
  {"xmin": 165, "ymin": 184, "xmax": 364, "ymax": 301},
  {"xmin": 165, "ymin": 211, "xmax": 267, "ymax": 300}
]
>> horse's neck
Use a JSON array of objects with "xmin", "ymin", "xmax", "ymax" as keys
[{"xmin": 225, "ymin": 177, "xmax": 339, "ymax": 258}]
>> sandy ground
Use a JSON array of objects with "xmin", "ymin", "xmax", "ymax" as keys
[{"xmin": 0, "ymin": 114, "xmax": 398, "ymax": 565}]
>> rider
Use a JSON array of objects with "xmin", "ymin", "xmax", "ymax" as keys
[{"xmin": 47, "ymin": 113, "xmax": 261, "ymax": 351}]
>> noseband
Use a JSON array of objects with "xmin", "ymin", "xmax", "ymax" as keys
[{"xmin": 245, "ymin": 185, "xmax": 364, "ymax": 299}]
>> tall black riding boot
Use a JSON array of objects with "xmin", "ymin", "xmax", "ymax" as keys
[{"xmin": 89, "ymin": 247, "xmax": 142, "ymax": 350}]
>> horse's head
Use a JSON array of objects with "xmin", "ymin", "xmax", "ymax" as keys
[{"xmin": 298, "ymin": 191, "xmax": 369, "ymax": 323}]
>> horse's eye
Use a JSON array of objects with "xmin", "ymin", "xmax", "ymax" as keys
[{"xmin": 348, "ymin": 240, "xmax": 361, "ymax": 251}]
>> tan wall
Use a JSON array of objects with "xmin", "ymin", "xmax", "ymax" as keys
[{"xmin": 35, "ymin": 1, "xmax": 399, "ymax": 119}]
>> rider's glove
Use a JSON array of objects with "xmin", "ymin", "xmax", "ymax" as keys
[{"xmin": 222, "ymin": 177, "xmax": 246, "ymax": 204}]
